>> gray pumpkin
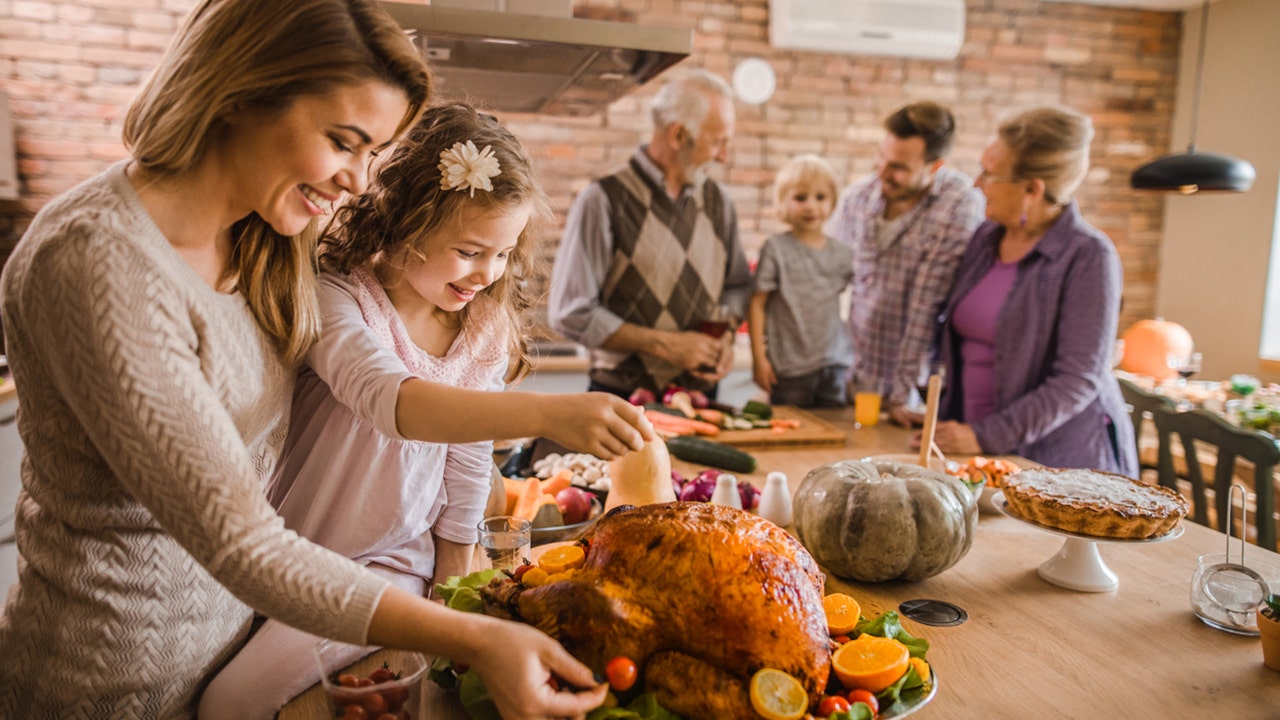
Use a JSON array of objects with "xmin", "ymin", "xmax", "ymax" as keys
[{"xmin": 793, "ymin": 459, "xmax": 977, "ymax": 582}]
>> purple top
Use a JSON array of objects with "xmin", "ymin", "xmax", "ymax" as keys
[
  {"xmin": 938, "ymin": 202, "xmax": 1138, "ymax": 478},
  {"xmin": 952, "ymin": 260, "xmax": 1018, "ymax": 424}
]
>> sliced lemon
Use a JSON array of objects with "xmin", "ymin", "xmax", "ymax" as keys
[{"xmin": 749, "ymin": 668, "xmax": 808, "ymax": 720}]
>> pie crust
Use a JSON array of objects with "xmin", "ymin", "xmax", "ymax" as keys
[{"xmin": 1001, "ymin": 467, "xmax": 1188, "ymax": 539}]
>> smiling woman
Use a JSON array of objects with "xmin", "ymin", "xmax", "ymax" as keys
[{"xmin": 0, "ymin": 0, "xmax": 437, "ymax": 715}]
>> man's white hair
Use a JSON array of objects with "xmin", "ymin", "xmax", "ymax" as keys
[{"xmin": 649, "ymin": 69, "xmax": 733, "ymax": 140}]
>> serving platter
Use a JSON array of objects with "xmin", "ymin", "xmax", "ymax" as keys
[{"xmin": 992, "ymin": 491, "xmax": 1184, "ymax": 592}]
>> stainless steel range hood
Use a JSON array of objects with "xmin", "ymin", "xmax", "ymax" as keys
[{"xmin": 380, "ymin": 2, "xmax": 692, "ymax": 116}]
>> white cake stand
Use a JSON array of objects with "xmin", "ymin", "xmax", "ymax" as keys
[{"xmin": 992, "ymin": 491, "xmax": 1184, "ymax": 592}]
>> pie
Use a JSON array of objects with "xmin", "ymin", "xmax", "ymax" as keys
[{"xmin": 1001, "ymin": 467, "xmax": 1188, "ymax": 539}]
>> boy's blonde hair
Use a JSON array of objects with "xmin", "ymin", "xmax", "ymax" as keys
[
  {"xmin": 322, "ymin": 103, "xmax": 550, "ymax": 382},
  {"xmin": 771, "ymin": 154, "xmax": 840, "ymax": 223}
]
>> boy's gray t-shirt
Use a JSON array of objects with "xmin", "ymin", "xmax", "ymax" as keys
[{"xmin": 754, "ymin": 231, "xmax": 855, "ymax": 378}]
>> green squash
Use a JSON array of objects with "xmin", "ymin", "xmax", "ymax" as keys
[{"xmin": 793, "ymin": 459, "xmax": 977, "ymax": 582}]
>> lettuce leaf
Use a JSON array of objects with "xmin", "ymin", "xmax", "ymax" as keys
[
  {"xmin": 855, "ymin": 610, "xmax": 930, "ymax": 658},
  {"xmin": 587, "ymin": 693, "xmax": 684, "ymax": 720},
  {"xmin": 433, "ymin": 568, "xmax": 504, "ymax": 613}
]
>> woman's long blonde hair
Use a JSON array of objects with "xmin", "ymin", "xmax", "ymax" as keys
[
  {"xmin": 122, "ymin": 0, "xmax": 431, "ymax": 365},
  {"xmin": 322, "ymin": 103, "xmax": 551, "ymax": 382}
]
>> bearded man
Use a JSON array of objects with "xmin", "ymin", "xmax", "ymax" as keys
[
  {"xmin": 829, "ymin": 101, "xmax": 984, "ymax": 425},
  {"xmin": 549, "ymin": 69, "xmax": 751, "ymax": 399}
]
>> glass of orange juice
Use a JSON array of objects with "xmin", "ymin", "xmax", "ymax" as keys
[{"xmin": 853, "ymin": 380, "xmax": 881, "ymax": 428}]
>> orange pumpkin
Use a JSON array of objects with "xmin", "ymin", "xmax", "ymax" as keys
[{"xmin": 1119, "ymin": 318, "xmax": 1194, "ymax": 379}]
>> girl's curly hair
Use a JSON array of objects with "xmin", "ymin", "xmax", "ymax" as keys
[{"xmin": 321, "ymin": 102, "xmax": 550, "ymax": 381}]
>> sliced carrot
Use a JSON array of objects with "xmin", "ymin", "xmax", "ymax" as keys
[
  {"xmin": 769, "ymin": 419, "xmax": 801, "ymax": 429},
  {"xmin": 644, "ymin": 410, "xmax": 720, "ymax": 436}
]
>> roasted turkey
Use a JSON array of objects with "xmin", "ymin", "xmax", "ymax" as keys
[{"xmin": 480, "ymin": 502, "xmax": 831, "ymax": 719}]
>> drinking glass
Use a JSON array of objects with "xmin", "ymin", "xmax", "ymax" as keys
[
  {"xmin": 852, "ymin": 378, "xmax": 882, "ymax": 429},
  {"xmin": 476, "ymin": 516, "xmax": 531, "ymax": 573},
  {"xmin": 1167, "ymin": 351, "xmax": 1202, "ymax": 385}
]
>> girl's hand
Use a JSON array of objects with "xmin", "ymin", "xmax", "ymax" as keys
[
  {"xmin": 753, "ymin": 356, "xmax": 777, "ymax": 394},
  {"xmin": 470, "ymin": 621, "xmax": 608, "ymax": 720},
  {"xmin": 544, "ymin": 393, "xmax": 654, "ymax": 459},
  {"xmin": 933, "ymin": 420, "xmax": 982, "ymax": 454}
]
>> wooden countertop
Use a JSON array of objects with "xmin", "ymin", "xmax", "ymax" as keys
[{"xmin": 281, "ymin": 410, "xmax": 1280, "ymax": 719}]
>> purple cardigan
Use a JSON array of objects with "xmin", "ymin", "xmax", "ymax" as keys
[{"xmin": 938, "ymin": 202, "xmax": 1138, "ymax": 477}]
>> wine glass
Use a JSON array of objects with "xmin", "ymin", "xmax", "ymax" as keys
[
  {"xmin": 1168, "ymin": 351, "xmax": 1203, "ymax": 383},
  {"xmin": 1167, "ymin": 351, "xmax": 1203, "ymax": 408}
]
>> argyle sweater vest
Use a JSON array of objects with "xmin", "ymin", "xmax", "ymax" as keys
[{"xmin": 592, "ymin": 158, "xmax": 733, "ymax": 393}]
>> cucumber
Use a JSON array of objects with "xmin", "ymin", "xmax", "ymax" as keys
[
  {"xmin": 741, "ymin": 400, "xmax": 773, "ymax": 420},
  {"xmin": 665, "ymin": 436, "xmax": 758, "ymax": 473}
]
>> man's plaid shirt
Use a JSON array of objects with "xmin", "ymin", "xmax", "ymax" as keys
[{"xmin": 830, "ymin": 167, "xmax": 985, "ymax": 408}]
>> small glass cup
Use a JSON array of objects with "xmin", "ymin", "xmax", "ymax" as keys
[
  {"xmin": 852, "ymin": 379, "xmax": 882, "ymax": 428},
  {"xmin": 477, "ymin": 515, "xmax": 532, "ymax": 573},
  {"xmin": 1189, "ymin": 553, "xmax": 1280, "ymax": 635},
  {"xmin": 314, "ymin": 640, "xmax": 426, "ymax": 718}
]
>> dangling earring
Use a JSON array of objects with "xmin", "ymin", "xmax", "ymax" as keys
[{"xmin": 1019, "ymin": 213, "xmax": 1028, "ymax": 228}]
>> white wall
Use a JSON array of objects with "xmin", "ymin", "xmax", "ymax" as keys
[{"xmin": 1154, "ymin": 0, "xmax": 1280, "ymax": 382}]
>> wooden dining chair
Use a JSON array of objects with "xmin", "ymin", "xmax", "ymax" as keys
[
  {"xmin": 1118, "ymin": 377, "xmax": 1176, "ymax": 478},
  {"xmin": 1151, "ymin": 405, "xmax": 1280, "ymax": 551}
]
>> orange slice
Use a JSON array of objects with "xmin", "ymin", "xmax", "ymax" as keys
[
  {"xmin": 538, "ymin": 545, "xmax": 586, "ymax": 575},
  {"xmin": 521, "ymin": 567, "xmax": 550, "ymax": 587},
  {"xmin": 748, "ymin": 668, "xmax": 808, "ymax": 720},
  {"xmin": 831, "ymin": 634, "xmax": 911, "ymax": 693},
  {"xmin": 909, "ymin": 657, "xmax": 931, "ymax": 684},
  {"xmin": 822, "ymin": 593, "xmax": 861, "ymax": 635}
]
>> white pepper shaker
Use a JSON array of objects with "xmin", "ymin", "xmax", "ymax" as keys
[
  {"xmin": 757, "ymin": 471, "xmax": 793, "ymax": 527},
  {"xmin": 710, "ymin": 474, "xmax": 743, "ymax": 509}
]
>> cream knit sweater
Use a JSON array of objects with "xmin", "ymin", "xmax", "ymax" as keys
[{"xmin": 0, "ymin": 163, "xmax": 388, "ymax": 718}]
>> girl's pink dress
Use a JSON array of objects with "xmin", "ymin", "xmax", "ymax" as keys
[{"xmin": 198, "ymin": 268, "xmax": 508, "ymax": 719}]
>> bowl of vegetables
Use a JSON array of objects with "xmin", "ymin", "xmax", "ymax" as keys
[{"xmin": 529, "ymin": 495, "xmax": 603, "ymax": 546}]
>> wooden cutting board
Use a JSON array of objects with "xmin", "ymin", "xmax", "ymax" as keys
[{"xmin": 714, "ymin": 405, "xmax": 846, "ymax": 448}]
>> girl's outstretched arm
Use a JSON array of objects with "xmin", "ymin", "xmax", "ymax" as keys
[{"xmin": 396, "ymin": 381, "xmax": 653, "ymax": 460}]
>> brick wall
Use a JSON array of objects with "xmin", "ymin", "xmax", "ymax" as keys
[{"xmin": 0, "ymin": 0, "xmax": 1180, "ymax": 339}]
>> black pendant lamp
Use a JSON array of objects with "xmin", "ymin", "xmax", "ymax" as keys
[{"xmin": 1130, "ymin": 0, "xmax": 1255, "ymax": 194}]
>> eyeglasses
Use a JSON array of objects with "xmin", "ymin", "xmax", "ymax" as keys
[{"xmin": 975, "ymin": 169, "xmax": 1024, "ymax": 184}]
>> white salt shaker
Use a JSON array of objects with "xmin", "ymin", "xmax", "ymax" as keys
[
  {"xmin": 757, "ymin": 471, "xmax": 793, "ymax": 527},
  {"xmin": 710, "ymin": 474, "xmax": 743, "ymax": 509}
]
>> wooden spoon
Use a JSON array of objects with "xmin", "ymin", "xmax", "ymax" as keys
[{"xmin": 918, "ymin": 375, "xmax": 943, "ymax": 468}]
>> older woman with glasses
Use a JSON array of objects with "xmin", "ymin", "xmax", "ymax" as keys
[{"xmin": 929, "ymin": 106, "xmax": 1138, "ymax": 477}]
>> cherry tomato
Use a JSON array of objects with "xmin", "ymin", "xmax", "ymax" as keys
[
  {"xmin": 360, "ymin": 691, "xmax": 387, "ymax": 715},
  {"xmin": 832, "ymin": 634, "xmax": 851, "ymax": 644},
  {"xmin": 368, "ymin": 665, "xmax": 397, "ymax": 684},
  {"xmin": 337, "ymin": 673, "xmax": 361, "ymax": 688},
  {"xmin": 605, "ymin": 656, "xmax": 638, "ymax": 692},
  {"xmin": 382, "ymin": 684, "xmax": 408, "ymax": 711},
  {"xmin": 817, "ymin": 695, "xmax": 851, "ymax": 717},
  {"xmin": 848, "ymin": 689, "xmax": 879, "ymax": 716},
  {"xmin": 513, "ymin": 563, "xmax": 534, "ymax": 582},
  {"xmin": 338, "ymin": 705, "xmax": 368, "ymax": 719},
  {"xmin": 357, "ymin": 677, "xmax": 375, "ymax": 688}
]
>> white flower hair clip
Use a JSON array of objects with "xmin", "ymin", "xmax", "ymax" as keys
[{"xmin": 439, "ymin": 140, "xmax": 501, "ymax": 197}]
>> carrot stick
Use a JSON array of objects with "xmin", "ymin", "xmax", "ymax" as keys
[{"xmin": 644, "ymin": 409, "xmax": 720, "ymax": 436}]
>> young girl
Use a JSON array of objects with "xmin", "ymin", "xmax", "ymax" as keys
[
  {"xmin": 748, "ymin": 154, "xmax": 855, "ymax": 407},
  {"xmin": 198, "ymin": 103, "xmax": 642, "ymax": 717}
]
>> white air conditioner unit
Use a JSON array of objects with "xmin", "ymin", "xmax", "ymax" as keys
[{"xmin": 769, "ymin": 0, "xmax": 965, "ymax": 61}]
